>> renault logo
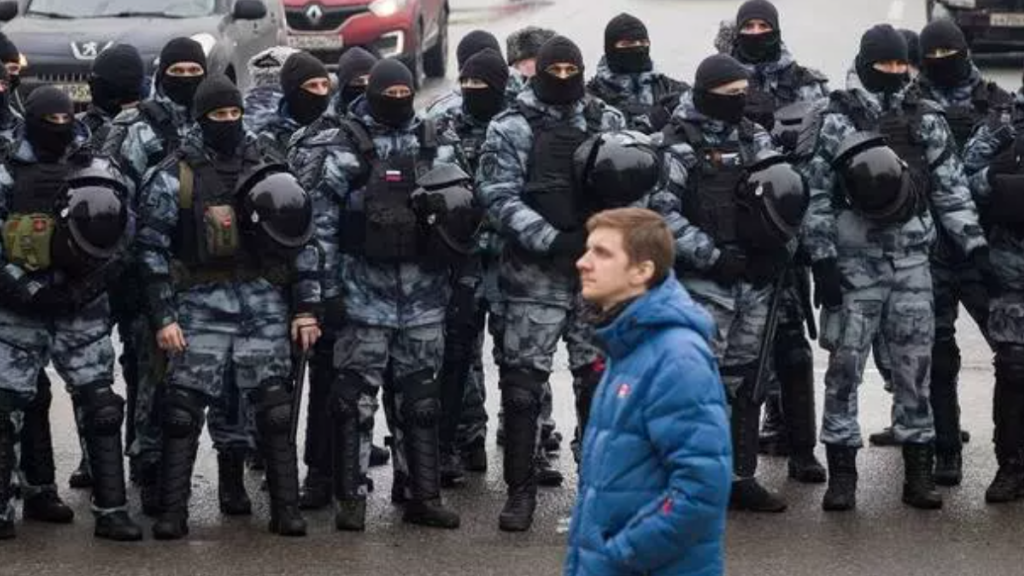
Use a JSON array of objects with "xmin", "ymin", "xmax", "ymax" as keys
[
  {"xmin": 305, "ymin": 4, "xmax": 323, "ymax": 25},
  {"xmin": 70, "ymin": 41, "xmax": 113, "ymax": 60}
]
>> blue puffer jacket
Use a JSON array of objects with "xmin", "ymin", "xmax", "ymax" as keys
[{"xmin": 564, "ymin": 275, "xmax": 731, "ymax": 576}]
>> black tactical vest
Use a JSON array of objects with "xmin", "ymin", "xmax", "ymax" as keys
[
  {"xmin": 455, "ymin": 116, "xmax": 487, "ymax": 176},
  {"xmin": 663, "ymin": 118, "xmax": 754, "ymax": 246},
  {"xmin": 586, "ymin": 74, "xmax": 686, "ymax": 134},
  {"xmin": 101, "ymin": 101, "xmax": 181, "ymax": 173},
  {"xmin": 744, "ymin": 64, "xmax": 824, "ymax": 132},
  {"xmin": 337, "ymin": 118, "xmax": 438, "ymax": 263},
  {"xmin": 520, "ymin": 100, "xmax": 604, "ymax": 232}
]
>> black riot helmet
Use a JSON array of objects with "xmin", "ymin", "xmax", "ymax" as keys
[
  {"xmin": 237, "ymin": 164, "xmax": 314, "ymax": 259},
  {"xmin": 735, "ymin": 151, "xmax": 809, "ymax": 251},
  {"xmin": 833, "ymin": 132, "xmax": 914, "ymax": 223},
  {"xmin": 410, "ymin": 164, "xmax": 483, "ymax": 264},
  {"xmin": 573, "ymin": 130, "xmax": 660, "ymax": 211},
  {"xmin": 52, "ymin": 168, "xmax": 131, "ymax": 277}
]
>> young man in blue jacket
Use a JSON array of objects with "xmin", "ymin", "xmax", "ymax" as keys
[{"xmin": 565, "ymin": 208, "xmax": 732, "ymax": 576}]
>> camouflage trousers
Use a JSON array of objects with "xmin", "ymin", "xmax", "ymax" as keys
[
  {"xmin": 454, "ymin": 263, "xmax": 505, "ymax": 450},
  {"xmin": 819, "ymin": 255, "xmax": 936, "ymax": 447},
  {"xmin": 128, "ymin": 321, "xmax": 252, "ymax": 468},
  {"xmin": 683, "ymin": 277, "xmax": 775, "ymax": 399},
  {"xmin": 0, "ymin": 296, "xmax": 115, "ymax": 522},
  {"xmin": 333, "ymin": 322, "xmax": 445, "ymax": 497}
]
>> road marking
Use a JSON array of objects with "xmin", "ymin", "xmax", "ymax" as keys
[{"xmin": 888, "ymin": 0, "xmax": 906, "ymax": 23}]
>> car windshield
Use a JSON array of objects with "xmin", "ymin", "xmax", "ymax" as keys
[{"xmin": 26, "ymin": 0, "xmax": 215, "ymax": 19}]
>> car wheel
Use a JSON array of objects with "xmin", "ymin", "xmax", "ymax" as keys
[{"xmin": 423, "ymin": 5, "xmax": 448, "ymax": 79}]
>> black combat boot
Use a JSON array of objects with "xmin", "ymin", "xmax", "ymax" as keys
[
  {"xmin": 729, "ymin": 396, "xmax": 786, "ymax": 512},
  {"xmin": 69, "ymin": 397, "xmax": 93, "ymax": 489},
  {"xmin": 868, "ymin": 426, "xmax": 900, "ymax": 447},
  {"xmin": 498, "ymin": 369, "xmax": 543, "ymax": 532},
  {"xmin": 370, "ymin": 443, "xmax": 391, "ymax": 467},
  {"xmin": 440, "ymin": 446, "xmax": 466, "ymax": 488},
  {"xmin": 777, "ymin": 336, "xmax": 826, "ymax": 484},
  {"xmin": 902, "ymin": 443, "xmax": 943, "ymax": 510},
  {"xmin": 0, "ymin": 407, "xmax": 17, "ymax": 539},
  {"xmin": 987, "ymin": 352, "xmax": 1024, "ymax": 504},
  {"xmin": 76, "ymin": 386, "xmax": 143, "ymax": 541},
  {"xmin": 152, "ymin": 389, "xmax": 204, "ymax": 540},
  {"xmin": 217, "ymin": 448, "xmax": 253, "ymax": 515},
  {"xmin": 398, "ymin": 370, "xmax": 460, "ymax": 529},
  {"xmin": 20, "ymin": 380, "xmax": 74, "ymax": 523},
  {"xmin": 823, "ymin": 444, "xmax": 858, "ymax": 511},
  {"xmin": 535, "ymin": 451, "xmax": 564, "ymax": 487},
  {"xmin": 930, "ymin": 338, "xmax": 963, "ymax": 487},
  {"xmin": 333, "ymin": 372, "xmax": 367, "ymax": 532},
  {"xmin": 254, "ymin": 379, "xmax": 306, "ymax": 537}
]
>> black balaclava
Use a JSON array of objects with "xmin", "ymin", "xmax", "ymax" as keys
[
  {"xmin": 281, "ymin": 51, "xmax": 329, "ymax": 126},
  {"xmin": 367, "ymin": 59, "xmax": 415, "ymax": 128},
  {"xmin": 0, "ymin": 65, "xmax": 11, "ymax": 115},
  {"xmin": 0, "ymin": 33, "xmax": 19, "ymax": 90},
  {"xmin": 24, "ymin": 86, "xmax": 75, "ymax": 161},
  {"xmin": 693, "ymin": 54, "xmax": 750, "ymax": 125},
  {"xmin": 157, "ymin": 37, "xmax": 208, "ymax": 108},
  {"xmin": 89, "ymin": 44, "xmax": 145, "ymax": 116},
  {"xmin": 734, "ymin": 0, "xmax": 782, "ymax": 64},
  {"xmin": 533, "ymin": 36, "xmax": 586, "ymax": 106},
  {"xmin": 604, "ymin": 13, "xmax": 652, "ymax": 75},
  {"xmin": 461, "ymin": 49, "xmax": 509, "ymax": 122},
  {"xmin": 457, "ymin": 30, "xmax": 502, "ymax": 71},
  {"xmin": 856, "ymin": 24, "xmax": 909, "ymax": 95},
  {"xmin": 920, "ymin": 20, "xmax": 972, "ymax": 88},
  {"xmin": 899, "ymin": 28, "xmax": 921, "ymax": 70},
  {"xmin": 193, "ymin": 75, "xmax": 244, "ymax": 156},
  {"xmin": 336, "ymin": 47, "xmax": 379, "ymax": 108}
]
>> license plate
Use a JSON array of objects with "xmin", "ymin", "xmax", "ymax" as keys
[
  {"xmin": 288, "ymin": 34, "xmax": 344, "ymax": 50},
  {"xmin": 990, "ymin": 13, "xmax": 1024, "ymax": 27},
  {"xmin": 51, "ymin": 82, "xmax": 91, "ymax": 103}
]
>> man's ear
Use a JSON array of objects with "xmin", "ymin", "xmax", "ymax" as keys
[{"xmin": 632, "ymin": 260, "xmax": 655, "ymax": 287}]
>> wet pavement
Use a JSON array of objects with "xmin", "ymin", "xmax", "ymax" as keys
[{"xmin": 5, "ymin": 0, "xmax": 1024, "ymax": 574}]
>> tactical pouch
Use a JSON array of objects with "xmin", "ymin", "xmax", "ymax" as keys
[
  {"xmin": 2, "ymin": 213, "xmax": 56, "ymax": 271},
  {"xmin": 200, "ymin": 204, "xmax": 240, "ymax": 261}
]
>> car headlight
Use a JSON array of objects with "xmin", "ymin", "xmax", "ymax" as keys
[
  {"xmin": 189, "ymin": 33, "xmax": 217, "ymax": 56},
  {"xmin": 941, "ymin": 0, "xmax": 976, "ymax": 8},
  {"xmin": 369, "ymin": 0, "xmax": 408, "ymax": 18}
]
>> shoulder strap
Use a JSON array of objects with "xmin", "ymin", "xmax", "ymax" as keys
[
  {"xmin": 178, "ymin": 159, "xmax": 194, "ymax": 210},
  {"xmin": 339, "ymin": 119, "xmax": 375, "ymax": 159},
  {"xmin": 582, "ymin": 99, "xmax": 604, "ymax": 133},
  {"xmin": 139, "ymin": 101, "xmax": 178, "ymax": 145}
]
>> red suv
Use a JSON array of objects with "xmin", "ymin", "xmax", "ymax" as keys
[{"xmin": 284, "ymin": 0, "xmax": 448, "ymax": 84}]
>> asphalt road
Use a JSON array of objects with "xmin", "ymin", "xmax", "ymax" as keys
[{"xmin": 5, "ymin": 1, "xmax": 1024, "ymax": 574}]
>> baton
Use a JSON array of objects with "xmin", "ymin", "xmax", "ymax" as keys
[
  {"xmin": 289, "ymin": 347, "xmax": 310, "ymax": 446},
  {"xmin": 752, "ymin": 269, "xmax": 788, "ymax": 404}
]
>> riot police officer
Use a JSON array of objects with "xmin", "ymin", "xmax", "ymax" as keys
[
  {"xmin": 429, "ymin": 48, "xmax": 510, "ymax": 484},
  {"xmin": 586, "ymin": 13, "xmax": 689, "ymax": 134},
  {"xmin": 137, "ymin": 75, "xmax": 318, "ymax": 539},
  {"xmin": 803, "ymin": 25, "xmax": 990, "ymax": 511},
  {"xmin": 477, "ymin": 35, "xmax": 627, "ymax": 531},
  {"xmin": 293, "ymin": 59, "xmax": 464, "ymax": 531},
  {"xmin": 427, "ymin": 30, "xmax": 502, "ymax": 119},
  {"xmin": 333, "ymin": 47, "xmax": 379, "ymax": 114},
  {"xmin": 505, "ymin": 26, "xmax": 557, "ymax": 101},
  {"xmin": 0, "ymin": 33, "xmax": 23, "ymax": 114},
  {"xmin": 253, "ymin": 51, "xmax": 331, "ymax": 160},
  {"xmin": 962, "ymin": 73, "xmax": 1024, "ymax": 504},
  {"xmin": 79, "ymin": 44, "xmax": 145, "ymax": 148},
  {"xmin": 0, "ymin": 87, "xmax": 141, "ymax": 541},
  {"xmin": 653, "ymin": 53, "xmax": 796, "ymax": 513},
  {"xmin": 244, "ymin": 45, "xmax": 301, "ymax": 137}
]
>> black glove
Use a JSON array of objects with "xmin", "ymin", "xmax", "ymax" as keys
[
  {"xmin": 322, "ymin": 295, "xmax": 346, "ymax": 329},
  {"xmin": 970, "ymin": 247, "xmax": 1001, "ymax": 298},
  {"xmin": 14, "ymin": 276, "xmax": 47, "ymax": 305},
  {"xmin": 812, "ymin": 258, "xmax": 844, "ymax": 309},
  {"xmin": 709, "ymin": 248, "xmax": 747, "ymax": 286},
  {"xmin": 988, "ymin": 145, "xmax": 1019, "ymax": 187},
  {"xmin": 550, "ymin": 230, "xmax": 588, "ymax": 273}
]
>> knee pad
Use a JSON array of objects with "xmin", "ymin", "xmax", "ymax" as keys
[
  {"xmin": 163, "ymin": 388, "xmax": 206, "ymax": 439},
  {"xmin": 501, "ymin": 368, "xmax": 545, "ymax": 414},
  {"xmin": 254, "ymin": 377, "xmax": 293, "ymax": 433},
  {"xmin": 75, "ymin": 385, "xmax": 125, "ymax": 436},
  {"xmin": 397, "ymin": 369, "xmax": 441, "ymax": 428},
  {"xmin": 774, "ymin": 324, "xmax": 813, "ymax": 372},
  {"xmin": 332, "ymin": 370, "xmax": 367, "ymax": 420},
  {"xmin": 932, "ymin": 337, "xmax": 962, "ymax": 380},
  {"xmin": 995, "ymin": 345, "xmax": 1024, "ymax": 382}
]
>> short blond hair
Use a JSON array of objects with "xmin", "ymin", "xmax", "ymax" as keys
[{"xmin": 586, "ymin": 208, "xmax": 674, "ymax": 287}]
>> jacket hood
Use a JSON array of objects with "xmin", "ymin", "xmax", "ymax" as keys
[
  {"xmin": 593, "ymin": 56, "xmax": 661, "ymax": 89},
  {"xmin": 595, "ymin": 274, "xmax": 715, "ymax": 360},
  {"xmin": 515, "ymin": 86, "xmax": 588, "ymax": 122},
  {"xmin": 735, "ymin": 44, "xmax": 795, "ymax": 79}
]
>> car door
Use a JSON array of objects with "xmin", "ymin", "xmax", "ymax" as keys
[{"xmin": 421, "ymin": 0, "xmax": 443, "ymax": 46}]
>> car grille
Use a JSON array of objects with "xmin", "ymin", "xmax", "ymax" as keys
[
  {"xmin": 29, "ymin": 72, "xmax": 90, "ymax": 84},
  {"xmin": 978, "ymin": 0, "xmax": 1024, "ymax": 10},
  {"xmin": 287, "ymin": 5, "xmax": 368, "ymax": 32}
]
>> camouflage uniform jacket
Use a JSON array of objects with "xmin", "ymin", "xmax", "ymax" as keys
[
  {"xmin": 650, "ymin": 93, "xmax": 775, "ymax": 272},
  {"xmin": 585, "ymin": 57, "xmax": 690, "ymax": 134},
  {"xmin": 136, "ymin": 132, "xmax": 321, "ymax": 330},
  {"xmin": 477, "ymin": 88, "xmax": 626, "ymax": 307},
  {"xmin": 736, "ymin": 46, "xmax": 830, "ymax": 109},
  {"xmin": 106, "ymin": 90, "xmax": 193, "ymax": 187},
  {"xmin": 801, "ymin": 67, "xmax": 987, "ymax": 264},
  {"xmin": 288, "ymin": 97, "xmax": 464, "ymax": 329}
]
